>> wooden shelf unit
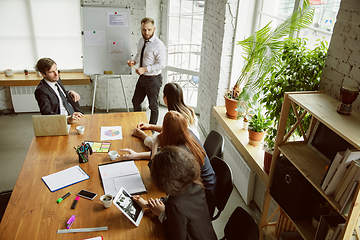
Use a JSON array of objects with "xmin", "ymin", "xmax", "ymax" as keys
[{"xmin": 259, "ymin": 92, "xmax": 360, "ymax": 240}]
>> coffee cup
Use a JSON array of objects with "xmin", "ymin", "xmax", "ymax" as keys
[
  {"xmin": 100, "ymin": 194, "xmax": 113, "ymax": 208},
  {"xmin": 4, "ymin": 69, "xmax": 13, "ymax": 77},
  {"xmin": 108, "ymin": 150, "xmax": 120, "ymax": 161},
  {"xmin": 76, "ymin": 126, "xmax": 85, "ymax": 135}
]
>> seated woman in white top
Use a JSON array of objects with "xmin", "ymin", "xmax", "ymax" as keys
[{"xmin": 132, "ymin": 82, "xmax": 199, "ymax": 148}]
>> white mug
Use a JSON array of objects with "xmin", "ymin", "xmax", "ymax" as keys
[
  {"xmin": 108, "ymin": 150, "xmax": 120, "ymax": 161},
  {"xmin": 76, "ymin": 126, "xmax": 85, "ymax": 135}
]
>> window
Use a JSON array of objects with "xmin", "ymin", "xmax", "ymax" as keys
[
  {"xmin": 257, "ymin": 0, "xmax": 341, "ymax": 48},
  {"xmin": 162, "ymin": 0, "xmax": 205, "ymax": 109},
  {"xmin": 0, "ymin": 0, "xmax": 82, "ymax": 71}
]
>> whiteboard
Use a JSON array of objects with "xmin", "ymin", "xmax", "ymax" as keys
[{"xmin": 81, "ymin": 5, "xmax": 131, "ymax": 75}]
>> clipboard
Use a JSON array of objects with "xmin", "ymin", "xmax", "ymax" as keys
[{"xmin": 42, "ymin": 165, "xmax": 90, "ymax": 192}]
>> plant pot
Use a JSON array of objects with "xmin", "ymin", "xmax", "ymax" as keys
[
  {"xmin": 248, "ymin": 129, "xmax": 264, "ymax": 146},
  {"xmin": 224, "ymin": 95, "xmax": 238, "ymax": 119},
  {"xmin": 263, "ymin": 149, "xmax": 273, "ymax": 175}
]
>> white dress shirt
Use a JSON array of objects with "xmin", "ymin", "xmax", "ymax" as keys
[
  {"xmin": 44, "ymin": 80, "xmax": 68, "ymax": 116},
  {"xmin": 134, "ymin": 34, "xmax": 166, "ymax": 76}
]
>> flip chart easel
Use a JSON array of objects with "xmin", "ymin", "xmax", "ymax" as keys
[{"xmin": 81, "ymin": 4, "xmax": 131, "ymax": 113}]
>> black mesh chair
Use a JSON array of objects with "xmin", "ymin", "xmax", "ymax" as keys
[
  {"xmin": 209, "ymin": 156, "xmax": 233, "ymax": 221},
  {"xmin": 0, "ymin": 190, "xmax": 12, "ymax": 222},
  {"xmin": 220, "ymin": 206, "xmax": 259, "ymax": 240},
  {"xmin": 203, "ymin": 130, "xmax": 224, "ymax": 159}
]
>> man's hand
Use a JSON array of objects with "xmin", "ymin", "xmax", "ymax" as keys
[
  {"xmin": 69, "ymin": 90, "xmax": 80, "ymax": 102},
  {"xmin": 127, "ymin": 60, "xmax": 136, "ymax": 67},
  {"xmin": 67, "ymin": 112, "xmax": 83, "ymax": 123},
  {"xmin": 136, "ymin": 67, "xmax": 147, "ymax": 76}
]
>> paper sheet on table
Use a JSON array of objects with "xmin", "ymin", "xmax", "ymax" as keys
[
  {"xmin": 100, "ymin": 126, "xmax": 122, "ymax": 141},
  {"xmin": 98, "ymin": 161, "xmax": 147, "ymax": 196},
  {"xmin": 42, "ymin": 166, "xmax": 89, "ymax": 192}
]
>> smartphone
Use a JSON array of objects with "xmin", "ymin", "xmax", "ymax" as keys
[{"xmin": 77, "ymin": 190, "xmax": 97, "ymax": 200}]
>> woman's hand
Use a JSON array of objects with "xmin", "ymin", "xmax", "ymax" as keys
[
  {"xmin": 137, "ymin": 122, "xmax": 150, "ymax": 130},
  {"xmin": 132, "ymin": 195, "xmax": 149, "ymax": 209},
  {"xmin": 148, "ymin": 198, "xmax": 165, "ymax": 216},
  {"xmin": 119, "ymin": 148, "xmax": 139, "ymax": 160}
]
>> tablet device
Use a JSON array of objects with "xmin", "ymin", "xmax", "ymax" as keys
[{"xmin": 113, "ymin": 187, "xmax": 144, "ymax": 227}]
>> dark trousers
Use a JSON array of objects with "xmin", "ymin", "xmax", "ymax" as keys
[{"xmin": 132, "ymin": 74, "xmax": 162, "ymax": 125}]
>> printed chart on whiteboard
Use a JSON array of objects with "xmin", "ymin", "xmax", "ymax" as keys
[{"xmin": 101, "ymin": 126, "xmax": 122, "ymax": 141}]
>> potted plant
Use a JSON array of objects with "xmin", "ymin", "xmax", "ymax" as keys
[
  {"xmin": 247, "ymin": 107, "xmax": 272, "ymax": 146},
  {"xmin": 24, "ymin": 69, "xmax": 29, "ymax": 76},
  {"xmin": 224, "ymin": 0, "xmax": 314, "ymax": 119},
  {"xmin": 261, "ymin": 37, "xmax": 328, "ymax": 174}
]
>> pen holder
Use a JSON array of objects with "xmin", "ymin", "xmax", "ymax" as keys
[{"xmin": 76, "ymin": 142, "xmax": 93, "ymax": 163}]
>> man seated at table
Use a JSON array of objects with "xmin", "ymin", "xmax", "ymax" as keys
[{"xmin": 34, "ymin": 57, "xmax": 83, "ymax": 123}]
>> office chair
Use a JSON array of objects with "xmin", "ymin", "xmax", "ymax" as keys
[
  {"xmin": 220, "ymin": 206, "xmax": 259, "ymax": 240},
  {"xmin": 204, "ymin": 130, "xmax": 224, "ymax": 159},
  {"xmin": 0, "ymin": 190, "xmax": 12, "ymax": 222},
  {"xmin": 209, "ymin": 156, "xmax": 233, "ymax": 221}
]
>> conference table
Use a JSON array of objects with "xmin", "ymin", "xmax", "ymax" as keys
[{"xmin": 0, "ymin": 112, "xmax": 166, "ymax": 240}]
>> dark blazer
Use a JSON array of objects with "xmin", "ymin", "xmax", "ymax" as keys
[
  {"xmin": 34, "ymin": 78, "xmax": 82, "ymax": 115},
  {"xmin": 162, "ymin": 183, "xmax": 217, "ymax": 240}
]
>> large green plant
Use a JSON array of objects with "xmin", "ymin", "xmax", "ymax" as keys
[
  {"xmin": 261, "ymin": 37, "xmax": 328, "ymax": 150},
  {"xmin": 228, "ymin": 0, "xmax": 314, "ymax": 104}
]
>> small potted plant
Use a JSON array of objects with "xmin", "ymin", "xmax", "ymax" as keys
[
  {"xmin": 247, "ymin": 107, "xmax": 272, "ymax": 146},
  {"xmin": 24, "ymin": 69, "xmax": 29, "ymax": 76}
]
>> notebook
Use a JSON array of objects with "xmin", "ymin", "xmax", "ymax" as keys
[
  {"xmin": 42, "ymin": 165, "xmax": 89, "ymax": 192},
  {"xmin": 32, "ymin": 115, "xmax": 70, "ymax": 137}
]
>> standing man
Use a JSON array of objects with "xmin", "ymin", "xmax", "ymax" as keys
[
  {"xmin": 127, "ymin": 17, "xmax": 166, "ymax": 125},
  {"xmin": 34, "ymin": 57, "xmax": 83, "ymax": 123}
]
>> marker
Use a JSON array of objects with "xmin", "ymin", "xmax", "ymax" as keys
[
  {"xmin": 57, "ymin": 192, "xmax": 71, "ymax": 203},
  {"xmin": 71, "ymin": 196, "xmax": 80, "ymax": 209},
  {"xmin": 66, "ymin": 215, "xmax": 76, "ymax": 229}
]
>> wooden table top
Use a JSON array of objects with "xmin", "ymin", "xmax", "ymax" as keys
[
  {"xmin": 0, "ymin": 112, "xmax": 166, "ymax": 240},
  {"xmin": 0, "ymin": 72, "xmax": 90, "ymax": 86}
]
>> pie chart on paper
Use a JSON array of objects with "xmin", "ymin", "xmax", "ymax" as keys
[
  {"xmin": 101, "ymin": 126, "xmax": 122, "ymax": 141},
  {"xmin": 105, "ymin": 130, "xmax": 120, "ymax": 137}
]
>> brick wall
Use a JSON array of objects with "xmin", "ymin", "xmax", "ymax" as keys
[
  {"xmin": 198, "ymin": 0, "xmax": 239, "ymax": 134},
  {"xmin": 320, "ymin": 0, "xmax": 360, "ymax": 113}
]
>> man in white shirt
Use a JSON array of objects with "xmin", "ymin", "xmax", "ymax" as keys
[
  {"xmin": 127, "ymin": 17, "xmax": 166, "ymax": 125},
  {"xmin": 34, "ymin": 57, "xmax": 83, "ymax": 123}
]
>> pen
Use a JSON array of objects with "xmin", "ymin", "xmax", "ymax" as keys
[
  {"xmin": 57, "ymin": 192, "xmax": 71, "ymax": 203},
  {"xmin": 71, "ymin": 196, "xmax": 80, "ymax": 209},
  {"xmin": 130, "ymin": 64, "xmax": 137, "ymax": 70},
  {"xmin": 66, "ymin": 215, "xmax": 76, "ymax": 229},
  {"xmin": 82, "ymin": 115, "xmax": 92, "ymax": 120}
]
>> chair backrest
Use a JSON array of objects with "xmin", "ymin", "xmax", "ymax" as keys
[
  {"xmin": 222, "ymin": 207, "xmax": 259, "ymax": 240},
  {"xmin": 0, "ymin": 190, "xmax": 12, "ymax": 222},
  {"xmin": 203, "ymin": 130, "xmax": 224, "ymax": 159},
  {"xmin": 210, "ymin": 156, "xmax": 233, "ymax": 220}
]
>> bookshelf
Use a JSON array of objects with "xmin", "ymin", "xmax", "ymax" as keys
[{"xmin": 259, "ymin": 92, "xmax": 360, "ymax": 240}]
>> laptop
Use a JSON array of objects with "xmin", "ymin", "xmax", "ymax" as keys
[{"xmin": 32, "ymin": 115, "xmax": 71, "ymax": 137}]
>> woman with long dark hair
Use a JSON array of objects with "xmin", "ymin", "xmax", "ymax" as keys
[
  {"xmin": 132, "ymin": 82, "xmax": 199, "ymax": 147},
  {"xmin": 133, "ymin": 146, "xmax": 217, "ymax": 240}
]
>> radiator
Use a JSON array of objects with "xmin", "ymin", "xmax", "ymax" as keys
[
  {"xmin": 223, "ymin": 136, "xmax": 255, "ymax": 205},
  {"xmin": 10, "ymin": 86, "xmax": 39, "ymax": 113}
]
